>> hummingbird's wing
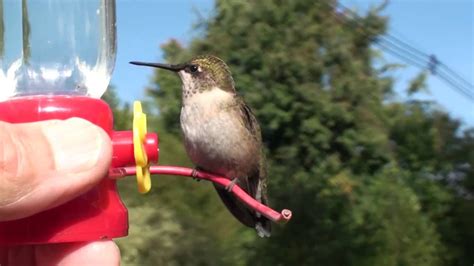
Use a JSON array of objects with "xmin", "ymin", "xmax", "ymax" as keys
[
  {"xmin": 218, "ymin": 98, "xmax": 272, "ymax": 236},
  {"xmin": 238, "ymin": 100, "xmax": 261, "ymax": 141},
  {"xmin": 237, "ymin": 100, "xmax": 272, "ymax": 236},
  {"xmin": 237, "ymin": 101, "xmax": 268, "ymax": 199}
]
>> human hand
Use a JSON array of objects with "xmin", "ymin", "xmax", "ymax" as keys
[{"xmin": 0, "ymin": 118, "xmax": 120, "ymax": 265}]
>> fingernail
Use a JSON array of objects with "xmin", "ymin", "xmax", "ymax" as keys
[{"xmin": 42, "ymin": 118, "xmax": 107, "ymax": 173}]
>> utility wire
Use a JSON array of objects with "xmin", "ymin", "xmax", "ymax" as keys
[
  {"xmin": 376, "ymin": 38, "xmax": 430, "ymax": 66},
  {"xmin": 333, "ymin": 2, "xmax": 474, "ymax": 101},
  {"xmin": 384, "ymin": 32, "xmax": 432, "ymax": 59},
  {"xmin": 439, "ymin": 62, "xmax": 474, "ymax": 89},
  {"xmin": 375, "ymin": 40, "xmax": 428, "ymax": 69},
  {"xmin": 436, "ymin": 69, "xmax": 474, "ymax": 100}
]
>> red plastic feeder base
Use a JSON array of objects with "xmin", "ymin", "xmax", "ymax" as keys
[{"xmin": 0, "ymin": 96, "xmax": 128, "ymax": 245}]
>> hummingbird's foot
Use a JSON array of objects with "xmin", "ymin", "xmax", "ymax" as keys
[
  {"xmin": 225, "ymin": 178, "xmax": 238, "ymax": 192},
  {"xmin": 191, "ymin": 167, "xmax": 201, "ymax": 182}
]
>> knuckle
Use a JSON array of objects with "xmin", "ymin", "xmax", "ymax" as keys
[
  {"xmin": 0, "ymin": 122, "xmax": 22, "ymax": 179},
  {"xmin": 0, "ymin": 121, "xmax": 30, "ymax": 208}
]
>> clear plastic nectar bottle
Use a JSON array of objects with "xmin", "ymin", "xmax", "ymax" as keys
[{"xmin": 0, "ymin": 0, "xmax": 116, "ymax": 101}]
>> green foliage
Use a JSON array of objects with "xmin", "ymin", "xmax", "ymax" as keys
[
  {"xmin": 101, "ymin": 85, "xmax": 132, "ymax": 130},
  {"xmin": 351, "ymin": 169, "xmax": 441, "ymax": 266},
  {"xmin": 407, "ymin": 71, "xmax": 428, "ymax": 95},
  {"xmin": 111, "ymin": 0, "xmax": 473, "ymax": 265}
]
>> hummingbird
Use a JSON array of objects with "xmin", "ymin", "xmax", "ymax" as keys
[{"xmin": 130, "ymin": 55, "xmax": 271, "ymax": 237}]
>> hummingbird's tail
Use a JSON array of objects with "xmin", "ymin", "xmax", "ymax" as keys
[{"xmin": 213, "ymin": 179, "xmax": 271, "ymax": 237}]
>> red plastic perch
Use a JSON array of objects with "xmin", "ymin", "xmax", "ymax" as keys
[{"xmin": 111, "ymin": 165, "xmax": 292, "ymax": 224}]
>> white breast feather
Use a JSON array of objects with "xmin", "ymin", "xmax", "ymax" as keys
[
  {"xmin": 180, "ymin": 87, "xmax": 253, "ymax": 174},
  {"xmin": 181, "ymin": 87, "xmax": 235, "ymax": 142}
]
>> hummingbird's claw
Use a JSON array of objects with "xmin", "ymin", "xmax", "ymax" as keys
[
  {"xmin": 225, "ymin": 178, "xmax": 238, "ymax": 192},
  {"xmin": 191, "ymin": 167, "xmax": 201, "ymax": 182}
]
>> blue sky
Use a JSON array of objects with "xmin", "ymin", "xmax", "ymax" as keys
[{"xmin": 111, "ymin": 0, "xmax": 473, "ymax": 126}]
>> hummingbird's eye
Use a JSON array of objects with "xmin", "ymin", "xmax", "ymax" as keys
[{"xmin": 189, "ymin": 65, "xmax": 199, "ymax": 73}]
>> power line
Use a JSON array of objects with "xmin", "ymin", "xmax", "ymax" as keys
[
  {"xmin": 378, "ymin": 36, "xmax": 474, "ymax": 100},
  {"xmin": 375, "ymin": 40, "xmax": 428, "ymax": 69},
  {"xmin": 438, "ymin": 62, "xmax": 474, "ymax": 89},
  {"xmin": 376, "ymin": 38, "xmax": 430, "ymax": 66},
  {"xmin": 333, "ymin": 2, "xmax": 474, "ymax": 102},
  {"xmin": 384, "ymin": 32, "xmax": 432, "ymax": 59},
  {"xmin": 436, "ymin": 68, "xmax": 474, "ymax": 100}
]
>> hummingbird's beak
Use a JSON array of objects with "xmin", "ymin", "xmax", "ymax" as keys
[{"xmin": 129, "ymin": 61, "xmax": 185, "ymax": 72}]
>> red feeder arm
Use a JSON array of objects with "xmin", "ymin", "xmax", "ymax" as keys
[
  {"xmin": 112, "ymin": 166, "xmax": 292, "ymax": 224},
  {"xmin": 0, "ymin": 95, "xmax": 291, "ymax": 246}
]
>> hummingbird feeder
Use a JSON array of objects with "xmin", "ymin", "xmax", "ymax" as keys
[{"xmin": 0, "ymin": 0, "xmax": 291, "ymax": 246}]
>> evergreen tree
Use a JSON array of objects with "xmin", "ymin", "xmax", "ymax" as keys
[{"xmin": 113, "ymin": 0, "xmax": 472, "ymax": 265}]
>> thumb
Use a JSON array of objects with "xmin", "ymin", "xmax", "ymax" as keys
[{"xmin": 0, "ymin": 118, "xmax": 112, "ymax": 221}]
